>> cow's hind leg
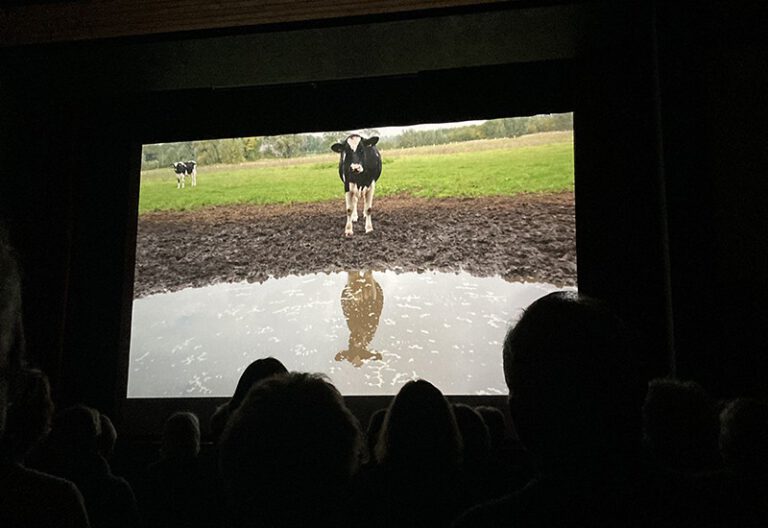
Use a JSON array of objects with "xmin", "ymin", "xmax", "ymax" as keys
[
  {"xmin": 364, "ymin": 181, "xmax": 376, "ymax": 233},
  {"xmin": 191, "ymin": 169, "xmax": 197, "ymax": 187},
  {"xmin": 344, "ymin": 190, "xmax": 354, "ymax": 237}
]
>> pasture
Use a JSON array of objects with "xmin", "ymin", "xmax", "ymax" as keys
[{"xmin": 138, "ymin": 131, "xmax": 574, "ymax": 214}]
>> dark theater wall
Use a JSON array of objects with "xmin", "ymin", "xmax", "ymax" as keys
[{"xmin": 657, "ymin": 3, "xmax": 768, "ymax": 397}]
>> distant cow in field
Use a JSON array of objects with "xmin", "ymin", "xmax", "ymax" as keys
[
  {"xmin": 331, "ymin": 135, "xmax": 382, "ymax": 236},
  {"xmin": 171, "ymin": 160, "xmax": 197, "ymax": 189}
]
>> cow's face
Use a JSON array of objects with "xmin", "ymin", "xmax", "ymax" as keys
[
  {"xmin": 172, "ymin": 162, "xmax": 186, "ymax": 173},
  {"xmin": 331, "ymin": 135, "xmax": 379, "ymax": 175}
]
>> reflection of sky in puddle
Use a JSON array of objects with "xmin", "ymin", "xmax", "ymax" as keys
[{"xmin": 128, "ymin": 271, "xmax": 571, "ymax": 397}]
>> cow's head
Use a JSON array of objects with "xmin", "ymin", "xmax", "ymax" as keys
[
  {"xmin": 331, "ymin": 135, "xmax": 379, "ymax": 175},
  {"xmin": 172, "ymin": 161, "xmax": 186, "ymax": 173}
]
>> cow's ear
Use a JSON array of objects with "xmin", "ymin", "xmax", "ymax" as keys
[
  {"xmin": 364, "ymin": 136, "xmax": 379, "ymax": 147},
  {"xmin": 331, "ymin": 143, "xmax": 344, "ymax": 153}
]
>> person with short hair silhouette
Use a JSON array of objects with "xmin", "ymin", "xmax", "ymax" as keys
[
  {"xmin": 474, "ymin": 405, "xmax": 535, "ymax": 497},
  {"xmin": 142, "ymin": 411, "xmax": 218, "ymax": 528},
  {"xmin": 209, "ymin": 357, "xmax": 288, "ymax": 442},
  {"xmin": 642, "ymin": 377, "xmax": 721, "ymax": 473},
  {"xmin": 39, "ymin": 404, "xmax": 139, "ymax": 528},
  {"xmin": 454, "ymin": 291, "xmax": 682, "ymax": 527},
  {"xmin": 219, "ymin": 372, "xmax": 362, "ymax": 527},
  {"xmin": 96, "ymin": 414, "xmax": 117, "ymax": 462},
  {"xmin": 717, "ymin": 398, "xmax": 768, "ymax": 526}
]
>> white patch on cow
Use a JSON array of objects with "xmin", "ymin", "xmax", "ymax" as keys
[
  {"xmin": 347, "ymin": 136, "xmax": 362, "ymax": 151},
  {"xmin": 350, "ymin": 163, "xmax": 364, "ymax": 173}
]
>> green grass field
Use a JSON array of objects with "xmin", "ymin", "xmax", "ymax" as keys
[{"xmin": 138, "ymin": 132, "xmax": 574, "ymax": 214}]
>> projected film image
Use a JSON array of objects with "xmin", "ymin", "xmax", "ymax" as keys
[{"xmin": 129, "ymin": 115, "xmax": 576, "ymax": 397}]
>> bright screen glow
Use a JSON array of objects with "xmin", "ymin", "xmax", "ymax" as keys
[{"xmin": 129, "ymin": 115, "xmax": 576, "ymax": 397}]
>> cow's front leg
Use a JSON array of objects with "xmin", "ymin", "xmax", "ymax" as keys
[
  {"xmin": 344, "ymin": 190, "xmax": 354, "ymax": 237},
  {"xmin": 364, "ymin": 181, "xmax": 376, "ymax": 233},
  {"xmin": 350, "ymin": 184, "xmax": 359, "ymax": 223}
]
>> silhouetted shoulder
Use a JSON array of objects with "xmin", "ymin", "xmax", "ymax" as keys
[
  {"xmin": 0, "ymin": 463, "xmax": 90, "ymax": 528},
  {"xmin": 453, "ymin": 493, "xmax": 518, "ymax": 527}
]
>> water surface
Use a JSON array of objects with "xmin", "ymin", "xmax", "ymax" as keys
[{"xmin": 128, "ymin": 271, "xmax": 568, "ymax": 397}]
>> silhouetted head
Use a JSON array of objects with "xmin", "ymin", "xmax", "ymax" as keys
[
  {"xmin": 210, "ymin": 358, "xmax": 289, "ymax": 442},
  {"xmin": 719, "ymin": 398, "xmax": 768, "ymax": 478},
  {"xmin": 376, "ymin": 379, "xmax": 462, "ymax": 473},
  {"xmin": 643, "ymin": 378, "xmax": 720, "ymax": 472},
  {"xmin": 453, "ymin": 403, "xmax": 491, "ymax": 469},
  {"xmin": 162, "ymin": 411, "xmax": 200, "ymax": 459},
  {"xmin": 51, "ymin": 404, "xmax": 101, "ymax": 455},
  {"xmin": 503, "ymin": 291, "xmax": 644, "ymax": 470},
  {"xmin": 209, "ymin": 402, "xmax": 230, "ymax": 443},
  {"xmin": 2, "ymin": 368, "xmax": 53, "ymax": 460},
  {"xmin": 219, "ymin": 372, "xmax": 361, "ymax": 525},
  {"xmin": 475, "ymin": 405, "xmax": 508, "ymax": 451},
  {"xmin": 366, "ymin": 408, "xmax": 387, "ymax": 461},
  {"xmin": 0, "ymin": 229, "xmax": 24, "ymax": 436},
  {"xmin": 230, "ymin": 357, "xmax": 288, "ymax": 410},
  {"xmin": 97, "ymin": 413, "xmax": 117, "ymax": 460}
]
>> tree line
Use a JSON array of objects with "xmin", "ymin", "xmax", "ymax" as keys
[{"xmin": 141, "ymin": 113, "xmax": 572, "ymax": 170}]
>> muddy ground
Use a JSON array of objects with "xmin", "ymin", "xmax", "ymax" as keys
[{"xmin": 134, "ymin": 192, "xmax": 576, "ymax": 298}]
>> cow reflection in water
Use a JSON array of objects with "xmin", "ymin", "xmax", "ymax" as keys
[{"xmin": 336, "ymin": 270, "xmax": 384, "ymax": 367}]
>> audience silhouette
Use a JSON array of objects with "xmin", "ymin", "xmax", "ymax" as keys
[
  {"xmin": 717, "ymin": 398, "xmax": 768, "ymax": 526},
  {"xmin": 474, "ymin": 405, "xmax": 535, "ymax": 495},
  {"xmin": 454, "ymin": 291, "xmax": 675, "ymax": 527},
  {"xmin": 96, "ymin": 413, "xmax": 117, "ymax": 462},
  {"xmin": 364, "ymin": 407, "xmax": 387, "ymax": 467},
  {"xmin": 36, "ymin": 404, "xmax": 139, "ymax": 528},
  {"xmin": 0, "ymin": 233, "xmax": 91, "ymax": 527},
  {"xmin": 642, "ymin": 377, "xmax": 721, "ymax": 474},
  {"xmin": 210, "ymin": 357, "xmax": 288, "ymax": 442},
  {"xmin": 364, "ymin": 379, "xmax": 465, "ymax": 527},
  {"xmin": 141, "ymin": 411, "xmax": 219, "ymax": 528},
  {"xmin": 219, "ymin": 372, "xmax": 362, "ymax": 527},
  {"xmin": 453, "ymin": 403, "xmax": 492, "ymax": 504},
  {"xmin": 4, "ymin": 223, "xmax": 768, "ymax": 528}
]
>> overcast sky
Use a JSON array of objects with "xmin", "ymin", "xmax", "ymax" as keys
[{"xmin": 350, "ymin": 120, "xmax": 486, "ymax": 138}]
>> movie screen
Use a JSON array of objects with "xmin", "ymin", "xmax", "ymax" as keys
[{"xmin": 129, "ymin": 115, "xmax": 576, "ymax": 397}]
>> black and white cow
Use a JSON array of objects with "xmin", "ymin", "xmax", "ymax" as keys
[
  {"xmin": 171, "ymin": 160, "xmax": 197, "ymax": 189},
  {"xmin": 331, "ymin": 135, "xmax": 382, "ymax": 236},
  {"xmin": 172, "ymin": 161, "xmax": 186, "ymax": 188},
  {"xmin": 184, "ymin": 160, "xmax": 197, "ymax": 187}
]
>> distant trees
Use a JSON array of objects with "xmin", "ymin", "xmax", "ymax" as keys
[
  {"xmin": 140, "ymin": 114, "xmax": 572, "ymax": 170},
  {"xmin": 377, "ymin": 113, "xmax": 572, "ymax": 150}
]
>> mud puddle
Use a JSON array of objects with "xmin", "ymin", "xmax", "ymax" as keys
[{"xmin": 128, "ymin": 270, "xmax": 572, "ymax": 398}]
